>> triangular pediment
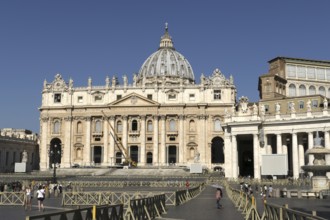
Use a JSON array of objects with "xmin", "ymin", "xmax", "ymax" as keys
[{"xmin": 109, "ymin": 92, "xmax": 160, "ymax": 107}]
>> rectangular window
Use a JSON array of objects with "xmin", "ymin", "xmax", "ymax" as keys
[
  {"xmin": 169, "ymin": 137, "xmax": 176, "ymax": 141},
  {"xmin": 189, "ymin": 94, "xmax": 195, "ymax": 101},
  {"xmin": 147, "ymin": 137, "xmax": 152, "ymax": 141},
  {"xmin": 307, "ymin": 67, "xmax": 316, "ymax": 79},
  {"xmin": 94, "ymin": 95, "xmax": 102, "ymax": 102},
  {"xmin": 54, "ymin": 93, "xmax": 61, "ymax": 103},
  {"xmin": 316, "ymin": 68, "xmax": 325, "ymax": 80},
  {"xmin": 147, "ymin": 94, "xmax": 153, "ymax": 100},
  {"xmin": 77, "ymin": 96, "xmax": 83, "ymax": 103},
  {"xmin": 299, "ymin": 101, "xmax": 304, "ymax": 109},
  {"xmin": 117, "ymin": 95, "xmax": 122, "ymax": 100},
  {"xmin": 214, "ymin": 90, "xmax": 221, "ymax": 100},
  {"xmin": 312, "ymin": 100, "xmax": 318, "ymax": 108},
  {"xmin": 287, "ymin": 64, "xmax": 296, "ymax": 77},
  {"xmin": 297, "ymin": 66, "xmax": 305, "ymax": 78},
  {"xmin": 264, "ymin": 105, "xmax": 269, "ymax": 112},
  {"xmin": 168, "ymin": 94, "xmax": 176, "ymax": 100}
]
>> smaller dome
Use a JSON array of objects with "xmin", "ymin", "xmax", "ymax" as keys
[{"xmin": 137, "ymin": 24, "xmax": 195, "ymax": 85}]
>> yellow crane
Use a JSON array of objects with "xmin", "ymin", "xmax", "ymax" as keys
[{"xmin": 101, "ymin": 110, "xmax": 137, "ymax": 167}]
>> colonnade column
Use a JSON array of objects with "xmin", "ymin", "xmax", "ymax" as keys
[
  {"xmin": 140, "ymin": 116, "xmax": 146, "ymax": 165},
  {"xmin": 253, "ymin": 133, "xmax": 260, "ymax": 179},
  {"xmin": 178, "ymin": 115, "xmax": 184, "ymax": 165},
  {"xmin": 109, "ymin": 116, "xmax": 115, "ymax": 166},
  {"xmin": 224, "ymin": 127, "xmax": 232, "ymax": 178},
  {"xmin": 232, "ymin": 135, "xmax": 238, "ymax": 178},
  {"xmin": 103, "ymin": 117, "xmax": 109, "ymax": 165},
  {"xmin": 292, "ymin": 132, "xmax": 299, "ymax": 179},
  {"xmin": 40, "ymin": 117, "xmax": 49, "ymax": 170},
  {"xmin": 325, "ymin": 131, "xmax": 330, "ymax": 163},
  {"xmin": 84, "ymin": 117, "xmax": 91, "ymax": 166},
  {"xmin": 160, "ymin": 115, "xmax": 166, "ymax": 165},
  {"xmin": 298, "ymin": 135, "xmax": 305, "ymax": 175},
  {"xmin": 63, "ymin": 116, "xmax": 72, "ymax": 168},
  {"xmin": 308, "ymin": 132, "xmax": 314, "ymax": 165},
  {"xmin": 122, "ymin": 116, "xmax": 128, "ymax": 160},
  {"xmin": 153, "ymin": 116, "xmax": 159, "ymax": 165},
  {"xmin": 276, "ymin": 134, "xmax": 282, "ymax": 154},
  {"xmin": 266, "ymin": 134, "xmax": 272, "ymax": 154}
]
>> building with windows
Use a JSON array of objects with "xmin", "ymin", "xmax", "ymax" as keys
[
  {"xmin": 39, "ymin": 26, "xmax": 236, "ymax": 171},
  {"xmin": 39, "ymin": 26, "xmax": 330, "ymax": 179},
  {"xmin": 0, "ymin": 128, "xmax": 39, "ymax": 172}
]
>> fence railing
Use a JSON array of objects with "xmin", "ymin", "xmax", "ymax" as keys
[
  {"xmin": 224, "ymin": 181, "xmax": 327, "ymax": 220},
  {"xmin": 26, "ymin": 204, "xmax": 123, "ymax": 220},
  {"xmin": 0, "ymin": 192, "xmax": 24, "ymax": 205}
]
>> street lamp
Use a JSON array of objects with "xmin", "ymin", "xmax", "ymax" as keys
[{"xmin": 49, "ymin": 144, "xmax": 61, "ymax": 183}]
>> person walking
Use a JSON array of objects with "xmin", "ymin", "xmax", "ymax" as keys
[
  {"xmin": 36, "ymin": 185, "xmax": 45, "ymax": 211},
  {"xmin": 215, "ymin": 188, "xmax": 222, "ymax": 209},
  {"xmin": 24, "ymin": 185, "xmax": 33, "ymax": 211}
]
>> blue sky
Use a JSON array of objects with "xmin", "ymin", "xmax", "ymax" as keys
[{"xmin": 1, "ymin": 1, "xmax": 330, "ymax": 133}]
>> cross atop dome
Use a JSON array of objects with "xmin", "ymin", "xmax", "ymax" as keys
[{"xmin": 159, "ymin": 22, "xmax": 174, "ymax": 49}]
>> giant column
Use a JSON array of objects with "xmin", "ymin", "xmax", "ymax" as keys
[
  {"xmin": 198, "ymin": 115, "xmax": 206, "ymax": 164},
  {"xmin": 324, "ymin": 130, "xmax": 330, "ymax": 178},
  {"xmin": 84, "ymin": 117, "xmax": 91, "ymax": 166},
  {"xmin": 109, "ymin": 116, "xmax": 115, "ymax": 166},
  {"xmin": 308, "ymin": 132, "xmax": 314, "ymax": 165},
  {"xmin": 40, "ymin": 117, "xmax": 49, "ymax": 170},
  {"xmin": 122, "ymin": 116, "xmax": 128, "ymax": 160},
  {"xmin": 140, "ymin": 116, "xmax": 146, "ymax": 165},
  {"xmin": 103, "ymin": 117, "xmax": 109, "ymax": 165},
  {"xmin": 153, "ymin": 116, "xmax": 159, "ymax": 165},
  {"xmin": 178, "ymin": 115, "xmax": 184, "ymax": 164},
  {"xmin": 160, "ymin": 115, "xmax": 166, "ymax": 165},
  {"xmin": 63, "ymin": 116, "xmax": 72, "ymax": 168}
]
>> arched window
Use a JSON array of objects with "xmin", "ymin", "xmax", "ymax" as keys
[
  {"xmin": 189, "ymin": 120, "xmax": 195, "ymax": 132},
  {"xmin": 319, "ymin": 86, "xmax": 326, "ymax": 96},
  {"xmin": 309, "ymin": 86, "xmax": 316, "ymax": 95},
  {"xmin": 95, "ymin": 120, "xmax": 102, "ymax": 133},
  {"xmin": 53, "ymin": 121, "xmax": 60, "ymax": 134},
  {"xmin": 147, "ymin": 120, "xmax": 153, "ymax": 132},
  {"xmin": 214, "ymin": 119, "xmax": 222, "ymax": 131},
  {"xmin": 289, "ymin": 84, "xmax": 296, "ymax": 96},
  {"xmin": 116, "ymin": 121, "xmax": 122, "ymax": 133},
  {"xmin": 299, "ymin": 85, "xmax": 306, "ymax": 96},
  {"xmin": 169, "ymin": 119, "xmax": 176, "ymax": 131},
  {"xmin": 77, "ymin": 121, "xmax": 82, "ymax": 133},
  {"xmin": 132, "ymin": 120, "xmax": 138, "ymax": 131}
]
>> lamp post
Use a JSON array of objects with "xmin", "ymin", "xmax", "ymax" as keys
[{"xmin": 49, "ymin": 144, "xmax": 61, "ymax": 183}]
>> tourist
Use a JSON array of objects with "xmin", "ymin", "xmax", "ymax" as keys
[
  {"xmin": 24, "ymin": 185, "xmax": 33, "ymax": 211},
  {"xmin": 37, "ymin": 185, "xmax": 45, "ymax": 211},
  {"xmin": 215, "ymin": 188, "xmax": 223, "ymax": 209},
  {"xmin": 268, "ymin": 185, "xmax": 273, "ymax": 197}
]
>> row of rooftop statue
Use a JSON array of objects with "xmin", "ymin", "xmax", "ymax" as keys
[{"xmin": 227, "ymin": 96, "xmax": 329, "ymax": 117}]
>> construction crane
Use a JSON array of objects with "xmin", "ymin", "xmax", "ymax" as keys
[{"xmin": 101, "ymin": 110, "xmax": 137, "ymax": 167}]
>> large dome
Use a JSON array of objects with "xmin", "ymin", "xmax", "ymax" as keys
[{"xmin": 137, "ymin": 24, "xmax": 195, "ymax": 85}]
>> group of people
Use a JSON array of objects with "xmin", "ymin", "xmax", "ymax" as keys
[
  {"xmin": 23, "ymin": 185, "xmax": 46, "ymax": 211},
  {"xmin": 22, "ymin": 182, "xmax": 64, "ymax": 211}
]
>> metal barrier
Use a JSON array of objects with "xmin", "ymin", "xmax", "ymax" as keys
[
  {"xmin": 62, "ymin": 191, "xmax": 177, "ymax": 207},
  {"xmin": 225, "ymin": 182, "xmax": 327, "ymax": 220},
  {"xmin": 0, "ymin": 192, "xmax": 24, "ymax": 205},
  {"xmin": 261, "ymin": 202, "xmax": 327, "ymax": 220},
  {"xmin": 26, "ymin": 204, "xmax": 123, "ymax": 220},
  {"xmin": 125, "ymin": 194, "xmax": 166, "ymax": 220},
  {"xmin": 175, "ymin": 184, "xmax": 205, "ymax": 206}
]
